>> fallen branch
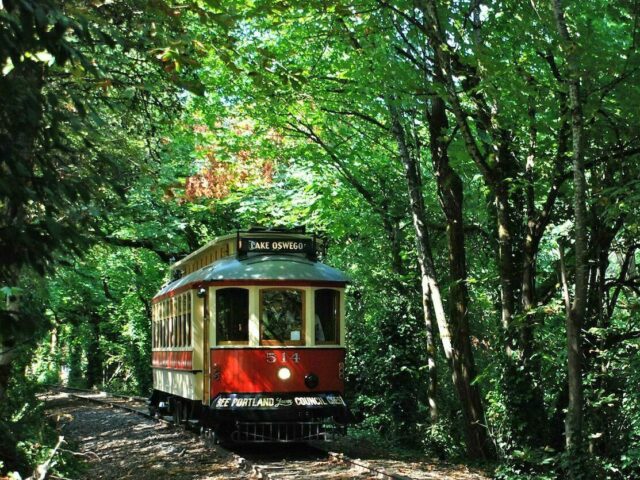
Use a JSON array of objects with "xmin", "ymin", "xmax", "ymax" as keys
[
  {"xmin": 29, "ymin": 435, "xmax": 65, "ymax": 480},
  {"xmin": 60, "ymin": 448, "xmax": 102, "ymax": 461}
]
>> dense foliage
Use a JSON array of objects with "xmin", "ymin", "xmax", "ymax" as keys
[{"xmin": 2, "ymin": 0, "xmax": 640, "ymax": 478}]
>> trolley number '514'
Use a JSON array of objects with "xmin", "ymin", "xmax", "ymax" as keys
[{"xmin": 266, "ymin": 352, "xmax": 300, "ymax": 363}]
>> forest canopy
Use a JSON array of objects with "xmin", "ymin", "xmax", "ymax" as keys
[{"xmin": 1, "ymin": 0, "xmax": 640, "ymax": 478}]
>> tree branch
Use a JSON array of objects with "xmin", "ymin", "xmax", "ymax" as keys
[
  {"xmin": 100, "ymin": 236, "xmax": 180, "ymax": 263},
  {"xmin": 320, "ymin": 107, "xmax": 389, "ymax": 131},
  {"xmin": 603, "ymin": 330, "xmax": 640, "ymax": 348}
]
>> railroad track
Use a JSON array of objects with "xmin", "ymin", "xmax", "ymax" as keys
[{"xmin": 49, "ymin": 386, "xmax": 411, "ymax": 479}]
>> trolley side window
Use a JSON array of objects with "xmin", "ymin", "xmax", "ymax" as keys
[
  {"xmin": 181, "ymin": 294, "xmax": 187, "ymax": 347},
  {"xmin": 186, "ymin": 290, "xmax": 192, "ymax": 347},
  {"xmin": 154, "ymin": 305, "xmax": 160, "ymax": 348},
  {"xmin": 314, "ymin": 289, "xmax": 339, "ymax": 344},
  {"xmin": 216, "ymin": 288, "xmax": 249, "ymax": 345},
  {"xmin": 260, "ymin": 289, "xmax": 304, "ymax": 345},
  {"xmin": 154, "ymin": 294, "xmax": 191, "ymax": 350},
  {"xmin": 162, "ymin": 301, "xmax": 168, "ymax": 348},
  {"xmin": 152, "ymin": 304, "xmax": 157, "ymax": 349},
  {"xmin": 169, "ymin": 299, "xmax": 175, "ymax": 348}
]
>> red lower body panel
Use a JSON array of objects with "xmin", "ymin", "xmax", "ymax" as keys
[
  {"xmin": 152, "ymin": 351, "xmax": 193, "ymax": 370},
  {"xmin": 210, "ymin": 347, "xmax": 344, "ymax": 397}
]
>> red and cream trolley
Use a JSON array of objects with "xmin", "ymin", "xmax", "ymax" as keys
[{"xmin": 149, "ymin": 228, "xmax": 352, "ymax": 442}]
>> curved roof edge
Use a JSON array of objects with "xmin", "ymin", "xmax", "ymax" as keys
[{"xmin": 154, "ymin": 254, "xmax": 349, "ymax": 298}]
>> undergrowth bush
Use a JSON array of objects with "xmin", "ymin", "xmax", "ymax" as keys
[{"xmin": 0, "ymin": 360, "xmax": 79, "ymax": 479}]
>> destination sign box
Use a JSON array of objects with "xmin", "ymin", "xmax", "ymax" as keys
[
  {"xmin": 237, "ymin": 237, "xmax": 314, "ymax": 255},
  {"xmin": 211, "ymin": 393, "xmax": 346, "ymax": 410}
]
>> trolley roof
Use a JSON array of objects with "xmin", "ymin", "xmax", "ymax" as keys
[
  {"xmin": 170, "ymin": 233, "xmax": 236, "ymax": 272},
  {"xmin": 154, "ymin": 254, "xmax": 349, "ymax": 298}
]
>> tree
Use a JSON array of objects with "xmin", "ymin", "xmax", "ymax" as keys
[
  {"xmin": 0, "ymin": 0, "xmax": 194, "ymax": 397},
  {"xmin": 551, "ymin": 0, "xmax": 587, "ymax": 459}
]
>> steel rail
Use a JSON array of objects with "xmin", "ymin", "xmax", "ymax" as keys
[
  {"xmin": 49, "ymin": 386, "xmax": 413, "ymax": 480},
  {"xmin": 50, "ymin": 386, "xmax": 263, "ymax": 477},
  {"xmin": 46, "ymin": 384, "xmax": 147, "ymax": 402}
]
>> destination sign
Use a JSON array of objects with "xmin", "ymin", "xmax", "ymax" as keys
[
  {"xmin": 237, "ymin": 237, "xmax": 313, "ymax": 255},
  {"xmin": 211, "ymin": 393, "xmax": 346, "ymax": 410}
]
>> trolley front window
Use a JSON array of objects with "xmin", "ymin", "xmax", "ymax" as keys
[
  {"xmin": 216, "ymin": 288, "xmax": 249, "ymax": 345},
  {"xmin": 260, "ymin": 289, "xmax": 304, "ymax": 345},
  {"xmin": 314, "ymin": 289, "xmax": 339, "ymax": 344}
]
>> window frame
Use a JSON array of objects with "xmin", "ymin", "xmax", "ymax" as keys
[
  {"xmin": 259, "ymin": 287, "xmax": 306, "ymax": 346},
  {"xmin": 215, "ymin": 287, "xmax": 250, "ymax": 346},
  {"xmin": 185, "ymin": 290, "xmax": 192, "ymax": 347},
  {"xmin": 314, "ymin": 288, "xmax": 341, "ymax": 346},
  {"xmin": 152, "ymin": 292, "xmax": 193, "ymax": 352}
]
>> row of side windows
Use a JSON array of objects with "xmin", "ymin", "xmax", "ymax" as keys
[
  {"xmin": 152, "ymin": 291, "xmax": 192, "ymax": 349},
  {"xmin": 216, "ymin": 288, "xmax": 340, "ymax": 346}
]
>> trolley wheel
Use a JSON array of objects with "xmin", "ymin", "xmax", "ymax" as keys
[
  {"xmin": 181, "ymin": 401, "xmax": 190, "ymax": 429},
  {"xmin": 173, "ymin": 399, "xmax": 182, "ymax": 426}
]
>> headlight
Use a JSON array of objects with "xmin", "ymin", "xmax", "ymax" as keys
[{"xmin": 277, "ymin": 367, "xmax": 291, "ymax": 380}]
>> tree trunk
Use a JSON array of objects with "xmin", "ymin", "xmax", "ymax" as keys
[
  {"xmin": 552, "ymin": 0, "xmax": 587, "ymax": 456},
  {"xmin": 388, "ymin": 97, "xmax": 493, "ymax": 459},
  {"xmin": 0, "ymin": 347, "xmax": 11, "ymax": 399},
  {"xmin": 584, "ymin": 164, "xmax": 623, "ymax": 455},
  {"xmin": 495, "ymin": 186, "xmax": 516, "ymax": 338},
  {"xmin": 86, "ymin": 313, "xmax": 103, "ymax": 388},
  {"xmin": 385, "ymin": 217, "xmax": 406, "ymax": 276},
  {"xmin": 521, "ymin": 97, "xmax": 538, "ymax": 359},
  {"xmin": 419, "ymin": 0, "xmax": 554, "ymax": 446},
  {"xmin": 0, "ymin": 57, "xmax": 45, "ymax": 400},
  {"xmin": 429, "ymin": 95, "xmax": 485, "ymax": 428},
  {"xmin": 422, "ymin": 284, "xmax": 439, "ymax": 422}
]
